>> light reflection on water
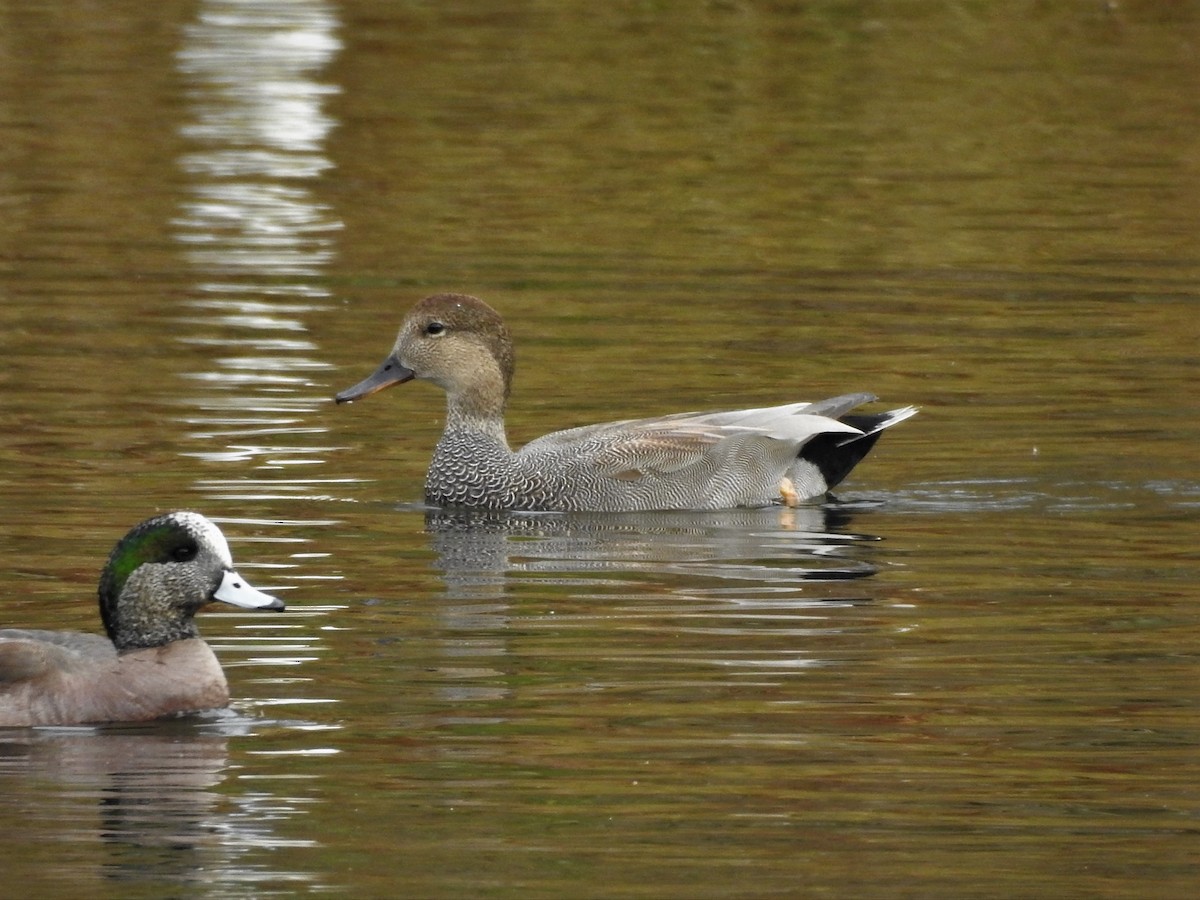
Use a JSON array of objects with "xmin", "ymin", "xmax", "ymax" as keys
[
  {"xmin": 893, "ymin": 477, "xmax": 1200, "ymax": 514},
  {"xmin": 121, "ymin": 5, "xmax": 349, "ymax": 886},
  {"xmin": 171, "ymin": 0, "xmax": 342, "ymax": 513}
]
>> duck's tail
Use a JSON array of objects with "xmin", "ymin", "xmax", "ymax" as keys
[{"xmin": 799, "ymin": 404, "xmax": 918, "ymax": 491}]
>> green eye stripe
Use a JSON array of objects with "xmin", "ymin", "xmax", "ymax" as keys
[{"xmin": 106, "ymin": 523, "xmax": 194, "ymax": 592}]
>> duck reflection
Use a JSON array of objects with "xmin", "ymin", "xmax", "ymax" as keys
[
  {"xmin": 413, "ymin": 503, "xmax": 889, "ymax": 714},
  {"xmin": 424, "ymin": 503, "xmax": 883, "ymax": 601},
  {"xmin": 0, "ymin": 721, "xmax": 321, "ymax": 892}
]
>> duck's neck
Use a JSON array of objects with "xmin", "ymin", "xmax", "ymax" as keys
[
  {"xmin": 427, "ymin": 403, "xmax": 522, "ymax": 508},
  {"xmin": 444, "ymin": 408, "xmax": 509, "ymax": 448},
  {"xmin": 443, "ymin": 378, "xmax": 511, "ymax": 447},
  {"xmin": 109, "ymin": 571, "xmax": 199, "ymax": 652}
]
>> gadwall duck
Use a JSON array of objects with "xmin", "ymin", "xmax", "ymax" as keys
[
  {"xmin": 335, "ymin": 293, "xmax": 916, "ymax": 511},
  {"xmin": 0, "ymin": 512, "xmax": 284, "ymax": 726}
]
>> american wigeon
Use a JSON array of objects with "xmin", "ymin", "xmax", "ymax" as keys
[{"xmin": 0, "ymin": 512, "xmax": 283, "ymax": 726}]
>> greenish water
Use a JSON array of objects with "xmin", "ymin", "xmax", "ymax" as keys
[{"xmin": 1, "ymin": 1, "xmax": 1198, "ymax": 897}]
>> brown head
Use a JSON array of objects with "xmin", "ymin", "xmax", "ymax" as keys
[{"xmin": 335, "ymin": 293, "xmax": 516, "ymax": 422}]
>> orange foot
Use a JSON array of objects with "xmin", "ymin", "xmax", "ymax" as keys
[{"xmin": 779, "ymin": 476, "xmax": 799, "ymax": 508}]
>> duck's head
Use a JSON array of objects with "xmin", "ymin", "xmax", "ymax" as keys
[
  {"xmin": 334, "ymin": 293, "xmax": 516, "ymax": 417},
  {"xmin": 98, "ymin": 512, "xmax": 283, "ymax": 652}
]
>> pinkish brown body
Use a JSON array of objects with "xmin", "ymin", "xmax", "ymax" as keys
[
  {"xmin": 0, "ymin": 635, "xmax": 231, "ymax": 726},
  {"xmin": 0, "ymin": 512, "xmax": 282, "ymax": 727}
]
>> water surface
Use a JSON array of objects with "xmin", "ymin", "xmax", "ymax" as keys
[{"xmin": 1, "ymin": 1, "xmax": 1198, "ymax": 897}]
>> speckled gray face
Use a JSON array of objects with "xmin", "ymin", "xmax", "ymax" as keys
[{"xmin": 98, "ymin": 512, "xmax": 283, "ymax": 648}]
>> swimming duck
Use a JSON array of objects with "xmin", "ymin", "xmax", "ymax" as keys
[
  {"xmin": 335, "ymin": 293, "xmax": 916, "ymax": 512},
  {"xmin": 0, "ymin": 512, "xmax": 284, "ymax": 726}
]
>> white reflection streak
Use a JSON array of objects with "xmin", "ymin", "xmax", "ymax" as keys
[
  {"xmin": 175, "ymin": 6, "xmax": 341, "ymax": 277},
  {"xmin": 170, "ymin": 15, "xmax": 343, "ymax": 879},
  {"xmin": 173, "ymin": 0, "xmax": 342, "ymax": 493}
]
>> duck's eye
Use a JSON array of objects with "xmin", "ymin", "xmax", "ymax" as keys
[
  {"xmin": 424, "ymin": 321, "xmax": 446, "ymax": 336},
  {"xmin": 171, "ymin": 543, "xmax": 198, "ymax": 563}
]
